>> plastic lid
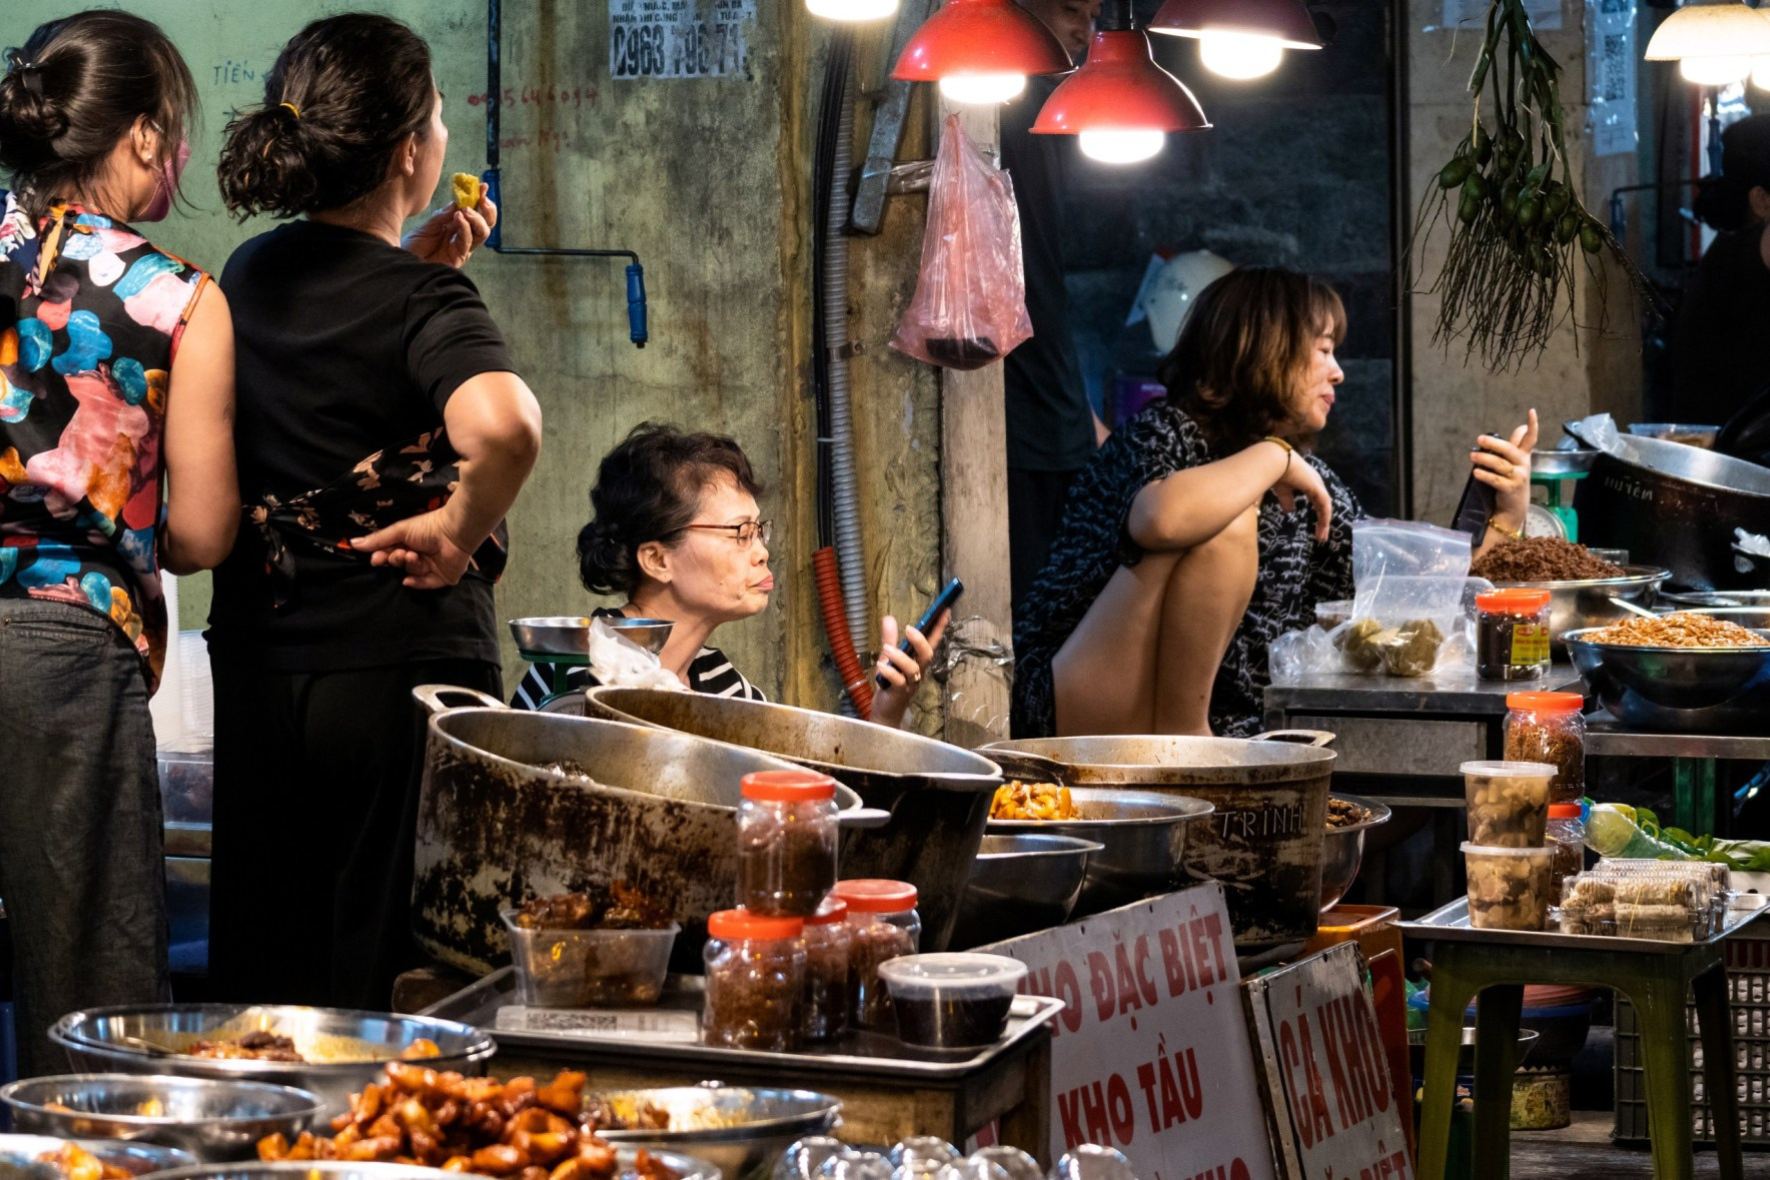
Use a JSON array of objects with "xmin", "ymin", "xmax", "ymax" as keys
[
  {"xmin": 1460, "ymin": 760, "xmax": 1558, "ymax": 779},
  {"xmin": 875, "ymin": 952, "xmax": 1028, "ymax": 996},
  {"xmin": 807, "ymin": 896, "xmax": 849, "ymax": 926},
  {"xmin": 831, "ymin": 879, "xmax": 918, "ymax": 912},
  {"xmin": 1547, "ymin": 803, "xmax": 1582, "ymax": 818},
  {"xmin": 741, "ymin": 769, "xmax": 838, "ymax": 803},
  {"xmin": 1461, "ymin": 841, "xmax": 1553, "ymax": 857},
  {"xmin": 1476, "ymin": 588, "xmax": 1552, "ymax": 614},
  {"xmin": 707, "ymin": 908, "xmax": 804, "ymax": 941},
  {"xmin": 1505, "ymin": 691, "xmax": 1584, "ymax": 713}
]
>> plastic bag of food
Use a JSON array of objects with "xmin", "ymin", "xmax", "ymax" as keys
[
  {"xmin": 890, "ymin": 115, "xmax": 1033, "ymax": 371},
  {"xmin": 587, "ymin": 617, "xmax": 685, "ymax": 691}
]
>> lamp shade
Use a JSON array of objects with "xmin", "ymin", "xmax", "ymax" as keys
[
  {"xmin": 1032, "ymin": 30, "xmax": 1210, "ymax": 135},
  {"xmin": 1148, "ymin": 0, "xmax": 1324, "ymax": 49},
  {"xmin": 891, "ymin": 0, "xmax": 1073, "ymax": 83},
  {"xmin": 1643, "ymin": 2, "xmax": 1770, "ymax": 62}
]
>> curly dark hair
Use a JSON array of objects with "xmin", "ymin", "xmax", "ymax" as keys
[
  {"xmin": 216, "ymin": 13, "xmax": 435, "ymax": 219},
  {"xmin": 577, "ymin": 423, "xmax": 764, "ymax": 597},
  {"xmin": 0, "ymin": 11, "xmax": 199, "ymax": 218},
  {"xmin": 1157, "ymin": 266, "xmax": 1347, "ymax": 452}
]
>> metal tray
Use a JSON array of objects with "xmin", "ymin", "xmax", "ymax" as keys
[
  {"xmin": 1398, "ymin": 896, "xmax": 1767, "ymax": 954},
  {"xmin": 420, "ymin": 967, "xmax": 1062, "ymax": 1080}
]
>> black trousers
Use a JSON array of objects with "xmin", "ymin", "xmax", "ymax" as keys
[
  {"xmin": 0, "ymin": 599, "xmax": 169, "ymax": 1077},
  {"xmin": 1008, "ymin": 465, "xmax": 1082, "ymax": 613},
  {"xmin": 207, "ymin": 656, "xmax": 500, "ymax": 1009}
]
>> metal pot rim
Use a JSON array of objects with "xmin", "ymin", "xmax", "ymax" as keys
[
  {"xmin": 982, "ymin": 734, "xmax": 1335, "ymax": 785},
  {"xmin": 986, "ymin": 787, "xmax": 1214, "ymax": 829},
  {"xmin": 1491, "ymin": 565, "xmax": 1669, "ymax": 591},
  {"xmin": 976, "ymin": 834, "xmax": 1107, "ymax": 858},
  {"xmin": 0, "ymin": 1074, "xmax": 325, "ymax": 1129},
  {"xmin": 1564, "ymin": 626, "xmax": 1770, "ymax": 656}
]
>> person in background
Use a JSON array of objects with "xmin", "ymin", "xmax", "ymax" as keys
[
  {"xmin": 1013, "ymin": 267, "xmax": 1538, "ymax": 739},
  {"xmin": 1673, "ymin": 113, "xmax": 1770, "ymax": 429},
  {"xmin": 207, "ymin": 13, "xmax": 542, "ymax": 1008},
  {"xmin": 1001, "ymin": 0, "xmax": 1105, "ymax": 613},
  {"xmin": 515, "ymin": 423, "xmax": 945, "ymax": 730},
  {"xmin": 0, "ymin": 11, "xmax": 236, "ymax": 1075}
]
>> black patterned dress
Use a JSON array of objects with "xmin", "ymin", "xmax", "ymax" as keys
[{"xmin": 1011, "ymin": 399, "xmax": 1361, "ymax": 738}]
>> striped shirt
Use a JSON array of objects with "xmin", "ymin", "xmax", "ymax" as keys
[{"xmin": 511, "ymin": 608, "xmax": 765, "ymax": 710}]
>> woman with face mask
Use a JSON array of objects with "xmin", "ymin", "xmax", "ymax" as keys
[{"xmin": 0, "ymin": 11, "xmax": 237, "ymax": 1076}]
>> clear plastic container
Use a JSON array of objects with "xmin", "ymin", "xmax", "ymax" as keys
[
  {"xmin": 801, "ymin": 895, "xmax": 852, "ymax": 1043},
  {"xmin": 876, "ymin": 953, "xmax": 1028, "ymax": 1049},
  {"xmin": 1461, "ymin": 760, "xmax": 1555, "ymax": 847},
  {"xmin": 1463, "ymin": 842, "xmax": 1554, "ymax": 931},
  {"xmin": 1546, "ymin": 803, "xmax": 1585, "ymax": 897},
  {"xmin": 702, "ymin": 908, "xmax": 806, "ymax": 1050},
  {"xmin": 1475, "ymin": 589, "xmax": 1551, "ymax": 681},
  {"xmin": 1503, "ymin": 692, "xmax": 1586, "ymax": 804},
  {"xmin": 738, "ymin": 770, "xmax": 840, "ymax": 917},
  {"xmin": 833, "ymin": 879, "xmax": 922, "ymax": 1029},
  {"xmin": 889, "ymin": 1138, "xmax": 960, "ymax": 1180},
  {"xmin": 501, "ymin": 911, "xmax": 679, "ymax": 1007},
  {"xmin": 776, "ymin": 1138, "xmax": 846, "ymax": 1180}
]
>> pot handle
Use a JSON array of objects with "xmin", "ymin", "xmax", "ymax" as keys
[
  {"xmin": 985, "ymin": 749, "xmax": 1070, "ymax": 786},
  {"xmin": 836, "ymin": 807, "xmax": 894, "ymax": 830},
  {"xmin": 1250, "ymin": 728, "xmax": 1337, "ymax": 749},
  {"xmin": 412, "ymin": 684, "xmax": 508, "ymax": 715}
]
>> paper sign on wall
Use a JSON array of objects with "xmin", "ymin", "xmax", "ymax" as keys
[
  {"xmin": 1244, "ymin": 944, "xmax": 1413, "ymax": 1180},
  {"xmin": 977, "ymin": 883, "xmax": 1278, "ymax": 1180},
  {"xmin": 609, "ymin": 0, "xmax": 756, "ymax": 80},
  {"xmin": 1587, "ymin": 0, "xmax": 1638, "ymax": 158},
  {"xmin": 1441, "ymin": 0, "xmax": 1561, "ymax": 32}
]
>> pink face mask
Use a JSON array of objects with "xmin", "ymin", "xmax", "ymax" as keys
[{"xmin": 139, "ymin": 136, "xmax": 190, "ymax": 223}]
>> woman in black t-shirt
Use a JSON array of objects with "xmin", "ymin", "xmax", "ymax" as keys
[{"xmin": 206, "ymin": 14, "xmax": 542, "ymax": 1008}]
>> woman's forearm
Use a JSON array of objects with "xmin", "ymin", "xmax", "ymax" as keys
[
  {"xmin": 1128, "ymin": 441, "xmax": 1288, "ymax": 551},
  {"xmin": 440, "ymin": 372, "xmax": 543, "ymax": 548}
]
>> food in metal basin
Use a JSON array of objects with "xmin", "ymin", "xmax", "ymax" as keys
[
  {"xmin": 257, "ymin": 1064, "xmax": 677, "ymax": 1180},
  {"xmin": 1585, "ymin": 612, "xmax": 1770, "ymax": 649},
  {"xmin": 1325, "ymin": 797, "xmax": 1371, "ymax": 830},
  {"xmin": 32, "ymin": 1142, "xmax": 132, "ymax": 1180},
  {"xmin": 189, "ymin": 1032, "xmax": 306, "ymax": 1063},
  {"xmin": 988, "ymin": 782, "xmax": 1077, "ymax": 821},
  {"xmin": 1471, "ymin": 537, "xmax": 1624, "ymax": 582}
]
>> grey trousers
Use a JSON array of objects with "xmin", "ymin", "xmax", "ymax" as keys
[{"xmin": 0, "ymin": 598, "xmax": 169, "ymax": 1078}]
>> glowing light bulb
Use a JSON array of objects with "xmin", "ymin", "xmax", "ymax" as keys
[
  {"xmin": 805, "ymin": 0, "xmax": 899, "ymax": 21},
  {"xmin": 1079, "ymin": 128, "xmax": 1165, "ymax": 165},
  {"xmin": 1198, "ymin": 31, "xmax": 1285, "ymax": 80},
  {"xmin": 1680, "ymin": 55, "xmax": 1753, "ymax": 86},
  {"xmin": 937, "ymin": 72, "xmax": 1027, "ymax": 104}
]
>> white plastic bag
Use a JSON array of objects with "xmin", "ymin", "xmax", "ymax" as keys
[{"xmin": 585, "ymin": 617, "xmax": 686, "ymax": 692}]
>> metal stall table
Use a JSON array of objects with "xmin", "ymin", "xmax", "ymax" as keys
[{"xmin": 1585, "ymin": 716, "xmax": 1770, "ymax": 839}]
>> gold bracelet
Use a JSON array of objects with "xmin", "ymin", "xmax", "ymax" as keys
[
  {"xmin": 1488, "ymin": 518, "xmax": 1524, "ymax": 541},
  {"xmin": 1262, "ymin": 435, "xmax": 1293, "ymax": 475}
]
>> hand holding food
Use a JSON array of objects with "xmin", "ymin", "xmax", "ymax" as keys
[{"xmin": 452, "ymin": 172, "xmax": 485, "ymax": 212}]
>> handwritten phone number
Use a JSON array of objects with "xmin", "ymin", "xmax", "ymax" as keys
[{"xmin": 610, "ymin": 20, "xmax": 747, "ymax": 79}]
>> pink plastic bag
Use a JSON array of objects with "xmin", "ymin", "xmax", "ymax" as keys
[{"xmin": 890, "ymin": 115, "xmax": 1033, "ymax": 371}]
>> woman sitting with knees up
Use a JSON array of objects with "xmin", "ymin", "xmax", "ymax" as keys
[{"xmin": 1012, "ymin": 266, "xmax": 1537, "ymax": 739}]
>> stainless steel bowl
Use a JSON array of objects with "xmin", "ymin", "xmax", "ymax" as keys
[
  {"xmin": 143, "ymin": 1151, "xmax": 719, "ymax": 1180},
  {"xmin": 48, "ymin": 1006, "xmax": 495, "ymax": 1119},
  {"xmin": 0, "ymin": 1134, "xmax": 198, "ymax": 1177},
  {"xmin": 950, "ymin": 834, "xmax": 1104, "ymax": 949},
  {"xmin": 986, "ymin": 788, "xmax": 1213, "ymax": 918},
  {"xmin": 0, "ymin": 1076, "xmax": 321, "ymax": 1163},
  {"xmin": 1406, "ymin": 1028, "xmax": 1539, "ymax": 1080},
  {"xmin": 594, "ymin": 1086, "xmax": 840, "ymax": 1180},
  {"xmin": 509, "ymin": 617, "xmax": 593, "ymax": 657},
  {"xmin": 605, "ymin": 618, "xmax": 674, "ymax": 655},
  {"xmin": 1319, "ymin": 795, "xmax": 1393, "ymax": 913},
  {"xmin": 1489, "ymin": 565, "xmax": 1668, "ymax": 653},
  {"xmin": 1530, "ymin": 449, "xmax": 1600, "ymax": 476},
  {"xmin": 1565, "ymin": 610, "xmax": 1770, "ymax": 733}
]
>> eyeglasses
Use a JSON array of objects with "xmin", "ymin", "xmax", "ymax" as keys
[{"xmin": 677, "ymin": 519, "xmax": 772, "ymax": 548}]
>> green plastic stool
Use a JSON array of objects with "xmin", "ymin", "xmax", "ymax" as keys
[{"xmin": 1416, "ymin": 940, "xmax": 1743, "ymax": 1180}]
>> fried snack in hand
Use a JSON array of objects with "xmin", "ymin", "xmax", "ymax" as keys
[{"xmin": 452, "ymin": 172, "xmax": 484, "ymax": 211}]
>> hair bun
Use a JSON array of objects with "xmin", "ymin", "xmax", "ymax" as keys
[
  {"xmin": 0, "ymin": 68, "xmax": 69, "ymax": 159},
  {"xmin": 576, "ymin": 518, "xmax": 631, "ymax": 597}
]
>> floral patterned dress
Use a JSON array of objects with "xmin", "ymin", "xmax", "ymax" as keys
[{"xmin": 0, "ymin": 193, "xmax": 209, "ymax": 685}]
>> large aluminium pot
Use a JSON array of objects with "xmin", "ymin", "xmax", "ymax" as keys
[
  {"xmin": 581, "ymin": 686, "xmax": 1003, "ymax": 952},
  {"xmin": 409, "ymin": 686, "xmax": 871, "ymax": 975},
  {"xmin": 981, "ymin": 732, "xmax": 1335, "ymax": 953},
  {"xmin": 1572, "ymin": 433, "xmax": 1770, "ymax": 590}
]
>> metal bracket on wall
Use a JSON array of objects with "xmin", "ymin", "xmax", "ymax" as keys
[
  {"xmin": 886, "ymin": 159, "xmax": 935, "ymax": 195},
  {"xmin": 850, "ymin": 0, "xmax": 935, "ymax": 235}
]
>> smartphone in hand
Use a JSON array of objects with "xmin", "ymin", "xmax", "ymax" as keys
[{"xmin": 876, "ymin": 578, "xmax": 964, "ymax": 689}]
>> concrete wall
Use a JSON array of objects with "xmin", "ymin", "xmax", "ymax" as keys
[
  {"xmin": 10, "ymin": 0, "xmax": 944, "ymax": 713},
  {"xmin": 1406, "ymin": 0, "xmax": 1644, "ymax": 523}
]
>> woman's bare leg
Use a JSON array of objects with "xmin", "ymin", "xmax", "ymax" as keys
[{"xmin": 1051, "ymin": 507, "xmax": 1259, "ymax": 736}]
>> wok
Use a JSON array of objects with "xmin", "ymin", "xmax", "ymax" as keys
[
  {"xmin": 408, "ymin": 687, "xmax": 877, "ymax": 976},
  {"xmin": 580, "ymin": 687, "xmax": 1003, "ymax": 952},
  {"xmin": 982, "ymin": 732, "xmax": 1336, "ymax": 953},
  {"xmin": 1564, "ymin": 608, "xmax": 1770, "ymax": 733}
]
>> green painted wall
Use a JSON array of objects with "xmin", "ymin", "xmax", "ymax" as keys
[{"xmin": 9, "ymin": 2, "xmax": 943, "ymax": 711}]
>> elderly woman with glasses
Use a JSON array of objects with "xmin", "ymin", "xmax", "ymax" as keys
[{"xmin": 514, "ymin": 422, "xmax": 945, "ymax": 729}]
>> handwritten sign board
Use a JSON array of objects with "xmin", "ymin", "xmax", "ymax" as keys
[
  {"xmin": 609, "ymin": 0, "xmax": 757, "ymax": 80},
  {"xmin": 1244, "ymin": 944, "xmax": 1413, "ymax": 1180},
  {"xmin": 977, "ymin": 883, "xmax": 1277, "ymax": 1180}
]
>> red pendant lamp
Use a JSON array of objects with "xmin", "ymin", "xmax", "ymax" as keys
[
  {"xmin": 1033, "ymin": 1, "xmax": 1209, "ymax": 165},
  {"xmin": 1149, "ymin": 0, "xmax": 1324, "ymax": 79},
  {"xmin": 892, "ymin": 0, "xmax": 1073, "ymax": 105}
]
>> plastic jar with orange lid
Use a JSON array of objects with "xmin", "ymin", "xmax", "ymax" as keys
[
  {"xmin": 1504, "ymin": 691, "xmax": 1586, "ymax": 803},
  {"xmin": 1475, "ymin": 588, "xmax": 1552, "ymax": 681}
]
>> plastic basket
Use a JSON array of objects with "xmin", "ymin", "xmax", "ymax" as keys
[{"xmin": 1613, "ymin": 922, "xmax": 1770, "ymax": 1148}]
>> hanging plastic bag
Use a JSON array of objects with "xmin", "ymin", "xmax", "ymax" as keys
[{"xmin": 890, "ymin": 114, "xmax": 1033, "ymax": 371}]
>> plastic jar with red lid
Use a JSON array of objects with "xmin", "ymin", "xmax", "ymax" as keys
[
  {"xmin": 1475, "ymin": 589, "xmax": 1552, "ymax": 681},
  {"xmin": 1504, "ymin": 691, "xmax": 1586, "ymax": 803},
  {"xmin": 737, "ymin": 769, "xmax": 839, "ymax": 917},
  {"xmin": 702, "ymin": 908, "xmax": 806, "ymax": 1050},
  {"xmin": 831, "ymin": 879, "xmax": 921, "ymax": 1029},
  {"xmin": 801, "ymin": 895, "xmax": 852, "ymax": 1042},
  {"xmin": 1546, "ymin": 802, "xmax": 1585, "ymax": 895}
]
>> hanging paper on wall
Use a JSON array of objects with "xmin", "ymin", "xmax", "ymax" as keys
[
  {"xmin": 609, "ymin": 0, "xmax": 757, "ymax": 80},
  {"xmin": 1588, "ymin": 0, "xmax": 1639, "ymax": 157}
]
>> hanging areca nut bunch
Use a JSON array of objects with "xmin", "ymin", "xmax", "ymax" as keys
[{"xmin": 1412, "ymin": 0, "xmax": 1647, "ymax": 370}]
